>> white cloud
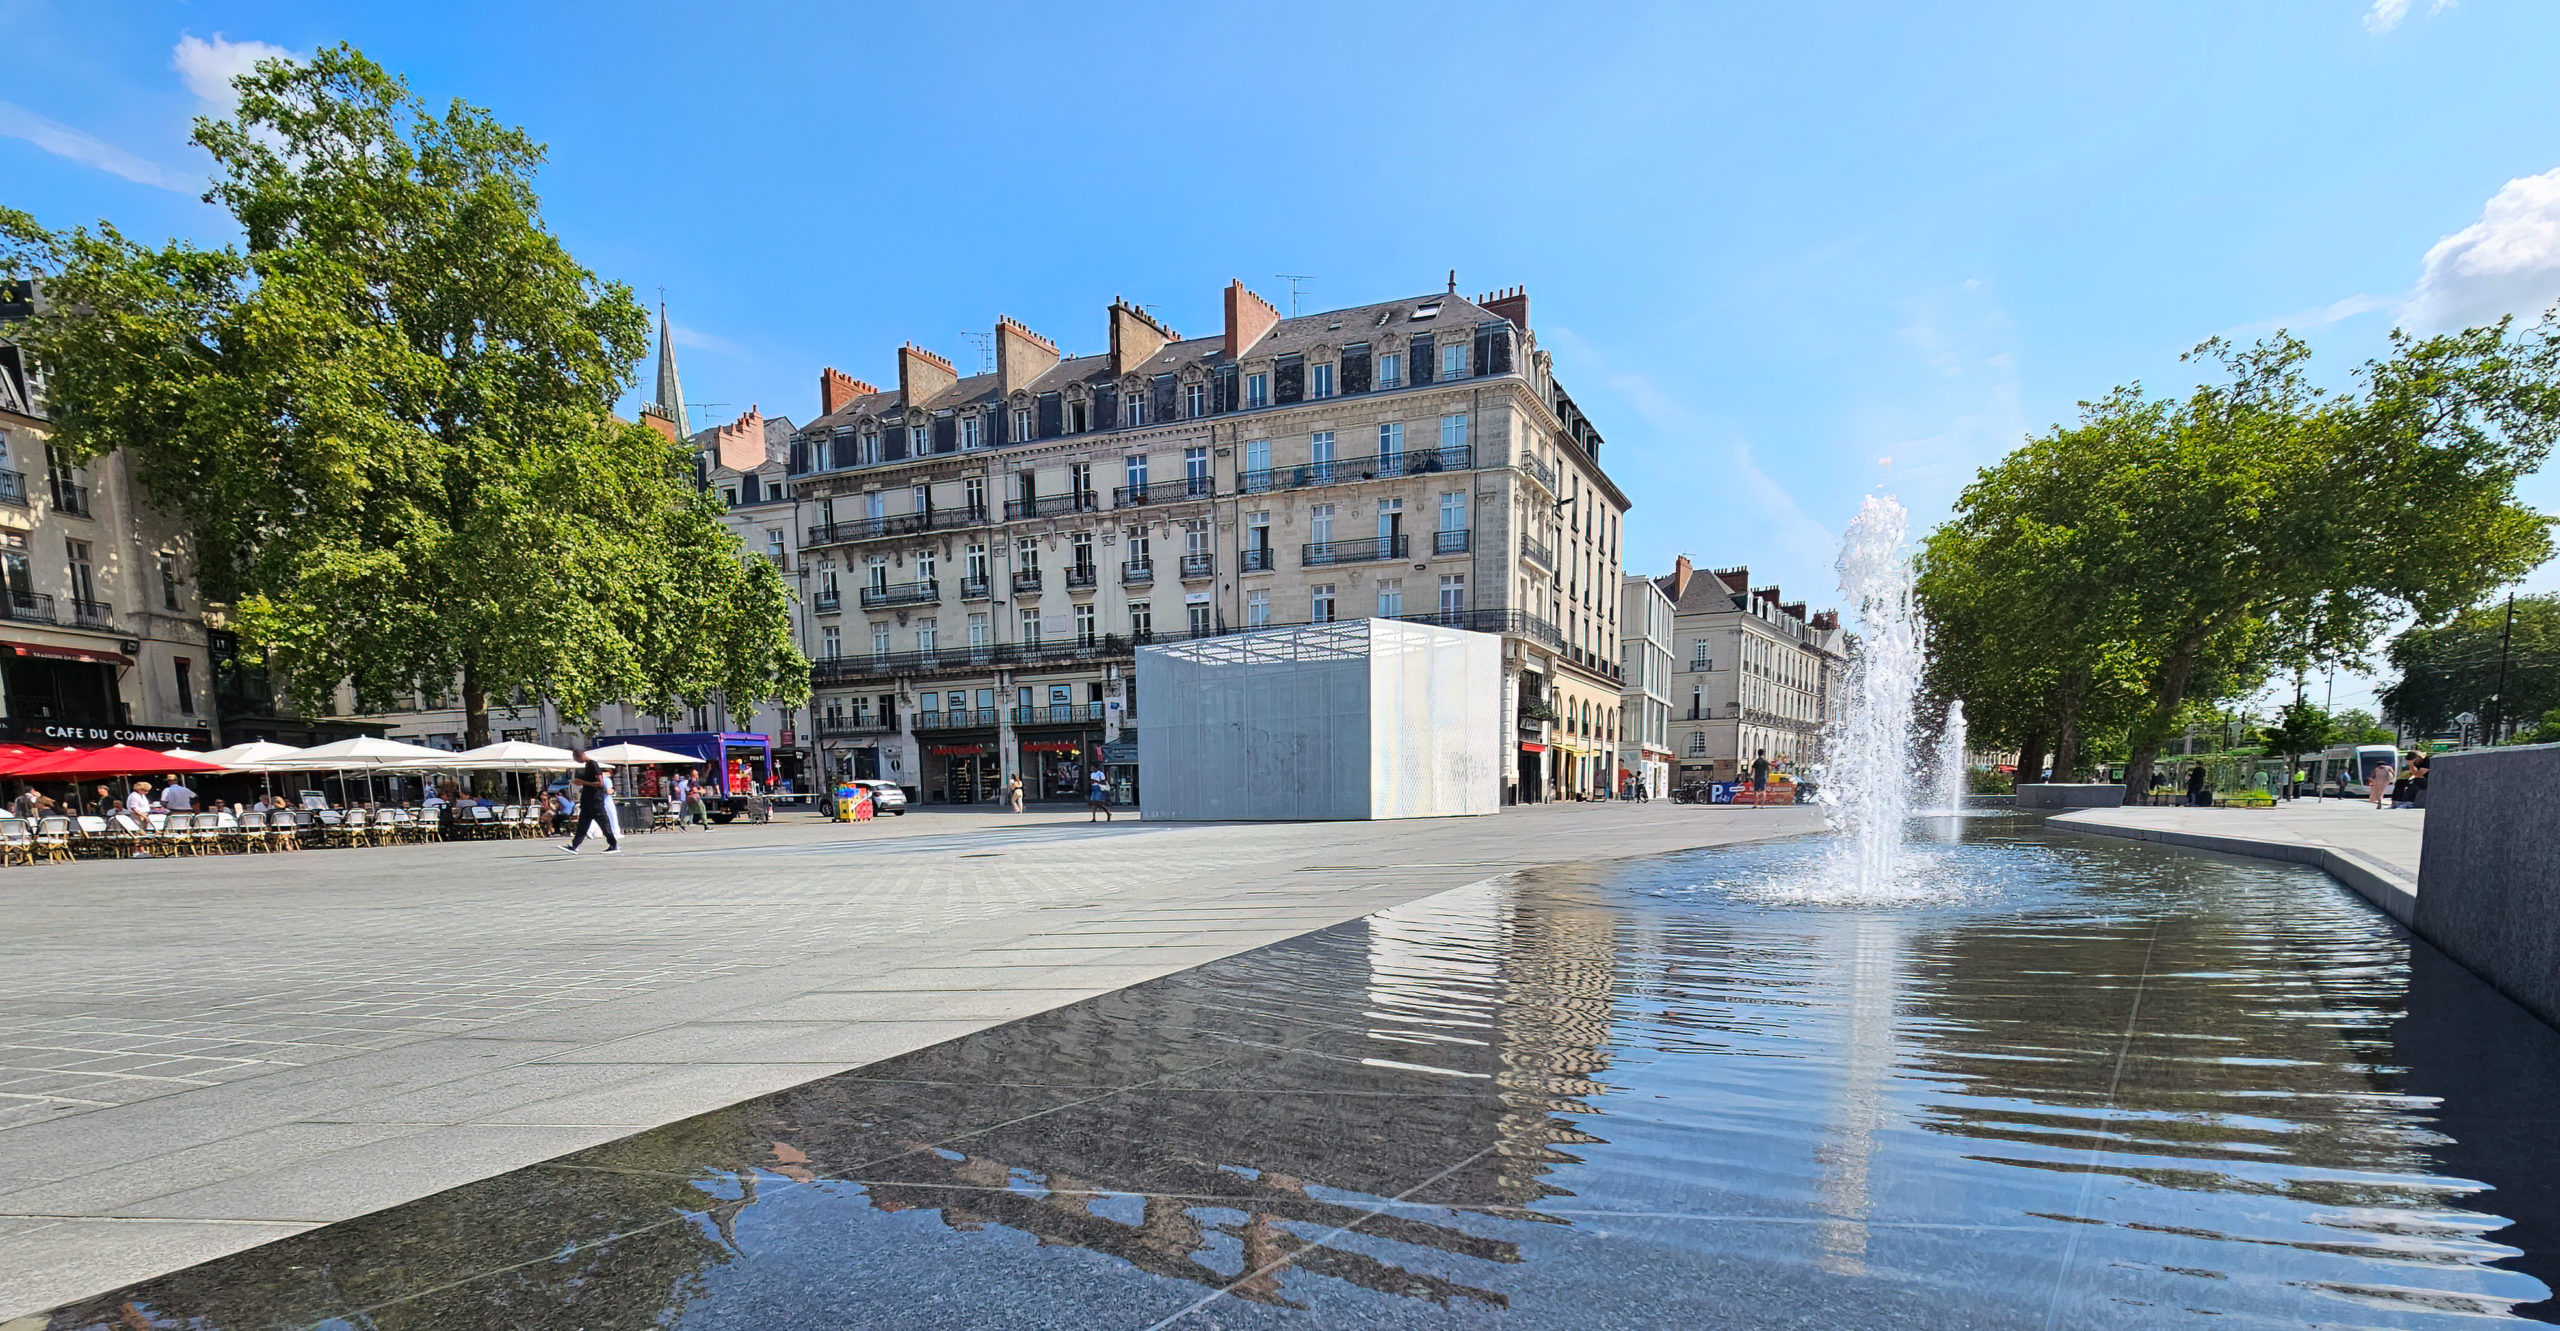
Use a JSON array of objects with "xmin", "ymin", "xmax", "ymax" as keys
[
  {"xmin": 2365, "ymin": 0, "xmax": 2453, "ymax": 34},
  {"xmin": 171, "ymin": 34, "xmax": 298, "ymax": 116},
  {"xmin": 668, "ymin": 320, "xmax": 746, "ymax": 357},
  {"xmin": 2404, "ymin": 167, "xmax": 2560, "ymax": 329},
  {"xmin": 0, "ymin": 100, "xmax": 195, "ymax": 192}
]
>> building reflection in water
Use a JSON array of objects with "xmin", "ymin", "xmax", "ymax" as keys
[{"xmin": 42, "ymin": 824, "xmax": 2560, "ymax": 1329}]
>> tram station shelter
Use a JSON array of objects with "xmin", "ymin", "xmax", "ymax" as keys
[{"xmin": 1136, "ymin": 619, "xmax": 1501, "ymax": 821}]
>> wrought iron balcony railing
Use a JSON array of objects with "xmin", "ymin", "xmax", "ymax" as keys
[
  {"xmin": 813, "ymin": 591, "xmax": 841, "ymax": 613},
  {"xmin": 1066, "ymin": 564, "xmax": 1098, "ymax": 589},
  {"xmin": 1241, "ymin": 547, "xmax": 1275, "ymax": 573},
  {"xmin": 1433, "ymin": 529, "xmax": 1471, "ymax": 555},
  {"xmin": 1302, "ymin": 534, "xmax": 1409, "ymax": 567},
  {"xmin": 809, "ymin": 513, "xmax": 928, "ymax": 545},
  {"xmin": 817, "ymin": 716, "xmax": 897, "ymax": 737},
  {"xmin": 1238, "ymin": 446, "xmax": 1472, "ymax": 495},
  {"xmin": 2, "ymin": 590, "xmax": 54, "ymax": 624},
  {"xmin": 0, "ymin": 471, "xmax": 26, "ymax": 509},
  {"xmin": 960, "ymin": 574, "xmax": 992, "ymax": 599},
  {"xmin": 1179, "ymin": 553, "xmax": 1216, "ymax": 579},
  {"xmin": 1012, "ymin": 702, "xmax": 1106, "ymax": 726},
  {"xmin": 1003, "ymin": 492, "xmax": 1098, "ymax": 521},
  {"xmin": 70, "ymin": 598, "xmax": 112, "ymax": 628},
  {"xmin": 49, "ymin": 478, "xmax": 89, "ymax": 517},
  {"xmin": 859, "ymin": 580, "xmax": 939, "ymax": 608},
  {"xmin": 1121, "ymin": 560, "xmax": 1154, "ymax": 585},
  {"xmin": 1011, "ymin": 568, "xmax": 1043, "ymax": 594},
  {"xmin": 1112, "ymin": 477, "xmax": 1216, "ymax": 507}
]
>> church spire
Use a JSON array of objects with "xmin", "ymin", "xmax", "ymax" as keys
[{"xmin": 650, "ymin": 300, "xmax": 687, "ymax": 434}]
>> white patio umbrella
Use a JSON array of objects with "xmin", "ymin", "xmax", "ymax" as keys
[
  {"xmin": 584, "ymin": 742, "xmax": 699, "ymax": 765},
  {"xmin": 446, "ymin": 740, "xmax": 578, "ymax": 771},
  {"xmin": 197, "ymin": 740, "xmax": 311, "ymax": 769},
  {"xmin": 265, "ymin": 736, "xmax": 462, "ymax": 805}
]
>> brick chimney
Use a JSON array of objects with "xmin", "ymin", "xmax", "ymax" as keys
[
  {"xmin": 819, "ymin": 367, "xmax": 874, "ymax": 417},
  {"xmin": 1668, "ymin": 554, "xmax": 1693, "ymax": 602},
  {"xmin": 1477, "ymin": 285, "xmax": 1530, "ymax": 332},
  {"xmin": 898, "ymin": 343, "xmax": 957, "ymax": 406},
  {"xmin": 712, "ymin": 406, "xmax": 767, "ymax": 473},
  {"xmin": 1780, "ymin": 601, "xmax": 1807, "ymax": 622},
  {"xmin": 995, "ymin": 316, "xmax": 1058, "ymax": 394},
  {"xmin": 1108, "ymin": 299, "xmax": 1172, "ymax": 376},
  {"xmin": 1222, "ymin": 279, "xmax": 1279, "ymax": 359},
  {"xmin": 639, "ymin": 405, "xmax": 681, "ymax": 444}
]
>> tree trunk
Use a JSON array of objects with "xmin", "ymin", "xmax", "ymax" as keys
[
  {"xmin": 2122, "ymin": 631, "xmax": 2209, "ymax": 802},
  {"xmin": 2049, "ymin": 669, "xmax": 2089, "ymax": 784},
  {"xmin": 2013, "ymin": 727, "xmax": 2047, "ymax": 791},
  {"xmin": 461, "ymin": 656, "xmax": 491, "ymax": 751}
]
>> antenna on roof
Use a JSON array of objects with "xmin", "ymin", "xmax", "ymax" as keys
[
  {"xmin": 1275, "ymin": 274, "xmax": 1316, "ymax": 317},
  {"xmin": 960, "ymin": 331, "xmax": 993, "ymax": 374}
]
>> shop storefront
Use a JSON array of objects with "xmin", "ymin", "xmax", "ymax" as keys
[
  {"xmin": 1098, "ymin": 740, "xmax": 1138, "ymax": 805},
  {"xmin": 929, "ymin": 743, "xmax": 1000, "ymax": 804},
  {"xmin": 1019, "ymin": 737, "xmax": 1094, "ymax": 801}
]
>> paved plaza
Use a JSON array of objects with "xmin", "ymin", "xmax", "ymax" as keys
[
  {"xmin": 2052, "ymin": 799, "xmax": 2424, "ymax": 921},
  {"xmin": 0, "ymin": 802, "xmax": 1820, "ymax": 1320}
]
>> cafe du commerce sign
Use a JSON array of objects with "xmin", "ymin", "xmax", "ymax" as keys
[{"xmin": 0, "ymin": 719, "xmax": 216, "ymax": 749}]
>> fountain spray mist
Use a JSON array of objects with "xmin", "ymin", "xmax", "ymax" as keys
[
  {"xmin": 1823, "ymin": 494, "xmax": 1926, "ymax": 894},
  {"xmin": 1935, "ymin": 700, "xmax": 1969, "ymax": 815}
]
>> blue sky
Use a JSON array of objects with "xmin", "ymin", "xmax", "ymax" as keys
[{"xmin": 9, "ymin": 0, "xmax": 2560, "ymax": 710}]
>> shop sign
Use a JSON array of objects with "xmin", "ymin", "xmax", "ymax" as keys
[
  {"xmin": 0, "ymin": 718, "xmax": 214, "ymax": 748},
  {"xmin": 1098, "ymin": 742, "xmax": 1137, "ymax": 764},
  {"xmin": 1021, "ymin": 740, "xmax": 1083, "ymax": 754},
  {"xmin": 1184, "ymin": 591, "xmax": 1211, "ymax": 604},
  {"xmin": 1518, "ymin": 742, "xmax": 1547, "ymax": 753},
  {"xmin": 928, "ymin": 744, "xmax": 990, "ymax": 757}
]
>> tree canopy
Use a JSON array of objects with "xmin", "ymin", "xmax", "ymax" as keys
[
  {"xmin": 1921, "ymin": 327, "xmax": 2557, "ymax": 795},
  {"xmin": 1, "ymin": 45, "xmax": 804, "ymax": 745},
  {"xmin": 2378, "ymin": 592, "xmax": 2560, "ymax": 739}
]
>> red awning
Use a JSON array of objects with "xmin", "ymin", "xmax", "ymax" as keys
[
  {"xmin": 1519, "ymin": 742, "xmax": 1547, "ymax": 753},
  {"xmin": 7, "ymin": 642, "xmax": 132, "ymax": 666},
  {"xmin": 4, "ymin": 743, "xmax": 224, "ymax": 779}
]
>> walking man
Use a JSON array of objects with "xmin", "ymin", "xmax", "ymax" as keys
[
  {"xmin": 681, "ymin": 768, "xmax": 709, "ymax": 828},
  {"xmin": 1750, "ymin": 749, "xmax": 1771, "ymax": 807},
  {"xmin": 1006, "ymin": 773, "xmax": 1025, "ymax": 814},
  {"xmin": 562, "ymin": 749, "xmax": 619, "ymax": 855},
  {"xmin": 1086, "ymin": 767, "xmax": 1113, "ymax": 822}
]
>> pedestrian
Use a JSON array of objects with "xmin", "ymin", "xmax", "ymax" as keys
[
  {"xmin": 1006, "ymin": 773, "xmax": 1025, "ymax": 814},
  {"xmin": 2186, "ymin": 763, "xmax": 2208, "ymax": 807},
  {"xmin": 2368, "ymin": 754, "xmax": 2395, "ymax": 811},
  {"xmin": 160, "ymin": 778, "xmax": 195, "ymax": 812},
  {"xmin": 1087, "ymin": 767, "xmax": 1113, "ymax": 822},
  {"xmin": 561, "ymin": 749, "xmax": 619, "ymax": 855},
  {"xmin": 682, "ymin": 768, "xmax": 708, "ymax": 828}
]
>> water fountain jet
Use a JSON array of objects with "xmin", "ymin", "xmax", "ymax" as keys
[
  {"xmin": 1821, "ymin": 494, "xmax": 1926, "ymax": 897},
  {"xmin": 1935, "ymin": 699, "xmax": 1969, "ymax": 815}
]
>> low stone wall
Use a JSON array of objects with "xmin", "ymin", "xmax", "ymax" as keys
[
  {"xmin": 2415, "ymin": 744, "xmax": 2560, "ymax": 1027},
  {"xmin": 2016, "ymin": 783, "xmax": 2124, "ymax": 809}
]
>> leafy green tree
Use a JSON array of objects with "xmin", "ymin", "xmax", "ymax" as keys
[
  {"xmin": 2378, "ymin": 593, "xmax": 2560, "ymax": 737},
  {"xmin": 1926, "ymin": 329, "xmax": 2557, "ymax": 799},
  {"xmin": 2330, "ymin": 708, "xmax": 2398, "ymax": 745},
  {"xmin": 1, "ymin": 46, "xmax": 804, "ymax": 745},
  {"xmin": 2256, "ymin": 700, "xmax": 2338, "ymax": 766}
]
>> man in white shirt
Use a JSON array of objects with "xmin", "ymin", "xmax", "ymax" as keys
[
  {"xmin": 125, "ymin": 781, "xmax": 154, "ymax": 817},
  {"xmin": 160, "ymin": 780, "xmax": 195, "ymax": 812}
]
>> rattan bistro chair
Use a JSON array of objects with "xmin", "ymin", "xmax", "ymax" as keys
[
  {"xmin": 0, "ymin": 816, "xmax": 31, "ymax": 866},
  {"xmin": 34, "ymin": 815, "xmax": 72, "ymax": 864}
]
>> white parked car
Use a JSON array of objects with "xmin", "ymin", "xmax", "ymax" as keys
[{"xmin": 852, "ymin": 780, "xmax": 908, "ymax": 815}]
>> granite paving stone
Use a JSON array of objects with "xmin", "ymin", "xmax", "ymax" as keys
[{"xmin": 0, "ymin": 802, "xmax": 1819, "ymax": 1320}]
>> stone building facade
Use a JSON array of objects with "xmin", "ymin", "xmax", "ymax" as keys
[
  {"xmin": 791, "ymin": 280, "xmax": 1630, "ymax": 806},
  {"xmin": 1618, "ymin": 573, "xmax": 1676, "ymax": 798},
  {"xmin": 1656, "ymin": 556, "xmax": 1843, "ymax": 786},
  {"xmin": 0, "ymin": 282, "xmax": 218, "ymax": 753}
]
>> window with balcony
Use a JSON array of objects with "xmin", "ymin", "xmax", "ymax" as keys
[
  {"xmin": 1242, "ymin": 438, "xmax": 1271, "ymax": 492},
  {"xmin": 969, "ymin": 612, "xmax": 990, "ymax": 651},
  {"xmin": 1378, "ymin": 422, "xmax": 1404, "ymax": 472},
  {"xmin": 1018, "ymin": 606, "xmax": 1041, "ymax": 645},
  {"xmin": 867, "ymin": 556, "xmax": 888, "ymax": 591},
  {"xmin": 1441, "ymin": 413, "xmax": 1469, "ymax": 452},
  {"xmin": 1440, "ymin": 574, "xmax": 1467, "ymax": 614},
  {"xmin": 822, "ymin": 625, "xmax": 840, "ymax": 658},
  {"xmin": 1075, "ymin": 603, "xmax": 1097, "ymax": 646},
  {"xmin": 1124, "ymin": 453, "xmax": 1148, "ymax": 497},
  {"xmin": 917, "ymin": 618, "xmax": 937, "ymax": 653},
  {"xmin": 1377, "ymin": 497, "xmax": 1402, "ymax": 545},
  {"xmin": 871, "ymin": 623, "xmax": 891, "ymax": 658},
  {"xmin": 1309, "ymin": 504, "xmax": 1334, "ymax": 551},
  {"xmin": 1309, "ymin": 431, "xmax": 1336, "ymax": 483},
  {"xmin": 1183, "ymin": 446, "xmax": 1209, "ymax": 493},
  {"xmin": 1130, "ymin": 600, "xmax": 1152, "ymax": 638}
]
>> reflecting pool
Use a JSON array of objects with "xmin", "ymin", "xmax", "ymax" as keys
[{"xmin": 39, "ymin": 816, "xmax": 2560, "ymax": 1328}]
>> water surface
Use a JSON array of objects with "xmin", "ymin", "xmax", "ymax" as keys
[{"xmin": 42, "ymin": 816, "xmax": 2560, "ymax": 1328}]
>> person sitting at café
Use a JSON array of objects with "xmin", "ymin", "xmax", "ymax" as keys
[{"xmin": 125, "ymin": 782, "xmax": 155, "ymax": 818}]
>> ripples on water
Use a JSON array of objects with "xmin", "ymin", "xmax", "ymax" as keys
[{"xmin": 43, "ymin": 816, "xmax": 2560, "ymax": 1329}]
